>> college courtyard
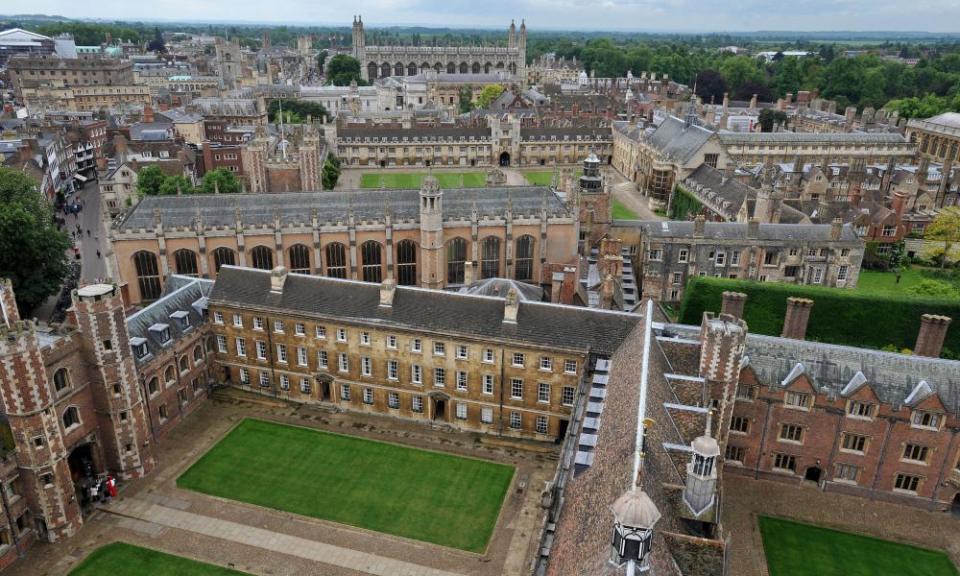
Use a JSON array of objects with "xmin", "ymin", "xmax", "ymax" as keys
[{"xmin": 4, "ymin": 389, "xmax": 954, "ymax": 576}]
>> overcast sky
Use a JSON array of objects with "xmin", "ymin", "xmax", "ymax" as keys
[{"xmin": 5, "ymin": 0, "xmax": 960, "ymax": 33}]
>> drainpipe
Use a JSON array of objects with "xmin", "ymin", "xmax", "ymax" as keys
[
  {"xmin": 869, "ymin": 417, "xmax": 895, "ymax": 500},
  {"xmin": 754, "ymin": 398, "xmax": 773, "ymax": 480},
  {"xmin": 264, "ymin": 315, "xmax": 278, "ymax": 397},
  {"xmin": 823, "ymin": 410, "xmax": 844, "ymax": 488}
]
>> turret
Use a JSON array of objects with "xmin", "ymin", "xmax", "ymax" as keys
[
  {"xmin": 508, "ymin": 20, "xmax": 516, "ymax": 50},
  {"xmin": 419, "ymin": 173, "xmax": 444, "ymax": 289},
  {"xmin": 683, "ymin": 411, "xmax": 720, "ymax": 517}
]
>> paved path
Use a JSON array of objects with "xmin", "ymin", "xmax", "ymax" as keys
[
  {"xmin": 60, "ymin": 182, "xmax": 108, "ymax": 284},
  {"xmin": 605, "ymin": 169, "xmax": 663, "ymax": 221},
  {"xmin": 107, "ymin": 497, "xmax": 467, "ymax": 576}
]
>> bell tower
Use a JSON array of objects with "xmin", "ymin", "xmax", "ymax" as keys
[{"xmin": 419, "ymin": 173, "xmax": 444, "ymax": 289}]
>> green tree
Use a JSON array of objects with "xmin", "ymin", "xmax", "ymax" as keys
[
  {"xmin": 925, "ymin": 206, "xmax": 960, "ymax": 269},
  {"xmin": 322, "ymin": 154, "xmax": 341, "ymax": 190},
  {"xmin": 758, "ymin": 108, "xmax": 788, "ymax": 132},
  {"xmin": 326, "ymin": 55, "xmax": 364, "ymax": 86},
  {"xmin": 0, "ymin": 168, "xmax": 70, "ymax": 314},
  {"xmin": 157, "ymin": 175, "xmax": 194, "ymax": 196},
  {"xmin": 136, "ymin": 165, "xmax": 167, "ymax": 196},
  {"xmin": 200, "ymin": 168, "xmax": 240, "ymax": 194},
  {"xmin": 458, "ymin": 87, "xmax": 474, "ymax": 114},
  {"xmin": 719, "ymin": 56, "xmax": 763, "ymax": 99},
  {"xmin": 475, "ymin": 85, "xmax": 505, "ymax": 110}
]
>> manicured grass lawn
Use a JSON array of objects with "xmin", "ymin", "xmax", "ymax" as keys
[
  {"xmin": 523, "ymin": 170, "xmax": 582, "ymax": 186},
  {"xmin": 759, "ymin": 516, "xmax": 959, "ymax": 576},
  {"xmin": 69, "ymin": 542, "xmax": 248, "ymax": 576},
  {"xmin": 854, "ymin": 268, "xmax": 926, "ymax": 296},
  {"xmin": 612, "ymin": 199, "xmax": 639, "ymax": 219},
  {"xmin": 177, "ymin": 419, "xmax": 514, "ymax": 552},
  {"xmin": 359, "ymin": 172, "xmax": 486, "ymax": 189}
]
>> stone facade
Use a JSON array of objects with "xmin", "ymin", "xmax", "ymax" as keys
[{"xmin": 7, "ymin": 54, "xmax": 134, "ymax": 102}]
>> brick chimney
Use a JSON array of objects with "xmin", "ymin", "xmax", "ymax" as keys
[
  {"xmin": 721, "ymin": 291, "xmax": 747, "ymax": 320},
  {"xmin": 269, "ymin": 266, "xmax": 288, "ymax": 294},
  {"xmin": 599, "ymin": 274, "xmax": 615, "ymax": 310},
  {"xmin": 781, "ymin": 297, "xmax": 814, "ymax": 340},
  {"xmin": 598, "ymin": 237, "xmax": 623, "ymax": 279},
  {"xmin": 914, "ymin": 314, "xmax": 952, "ymax": 358},
  {"xmin": 143, "ymin": 105, "xmax": 154, "ymax": 124},
  {"xmin": 831, "ymin": 218, "xmax": 843, "ymax": 241},
  {"xmin": 503, "ymin": 288, "xmax": 520, "ymax": 324},
  {"xmin": 891, "ymin": 191, "xmax": 908, "ymax": 217}
]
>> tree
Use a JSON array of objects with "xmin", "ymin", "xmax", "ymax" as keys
[
  {"xmin": 200, "ymin": 169, "xmax": 240, "ymax": 194},
  {"xmin": 317, "ymin": 50, "xmax": 328, "ymax": 71},
  {"xmin": 475, "ymin": 85, "xmax": 505, "ymax": 110},
  {"xmin": 322, "ymin": 154, "xmax": 341, "ymax": 190},
  {"xmin": 0, "ymin": 168, "xmax": 70, "ymax": 315},
  {"xmin": 267, "ymin": 99, "xmax": 328, "ymax": 123},
  {"xmin": 136, "ymin": 165, "xmax": 167, "ymax": 196},
  {"xmin": 326, "ymin": 55, "xmax": 364, "ymax": 86},
  {"xmin": 925, "ymin": 206, "xmax": 960, "ymax": 269},
  {"xmin": 157, "ymin": 175, "xmax": 194, "ymax": 196},
  {"xmin": 695, "ymin": 69, "xmax": 728, "ymax": 104},
  {"xmin": 147, "ymin": 27, "xmax": 166, "ymax": 53},
  {"xmin": 758, "ymin": 108, "xmax": 788, "ymax": 132},
  {"xmin": 458, "ymin": 87, "xmax": 473, "ymax": 114}
]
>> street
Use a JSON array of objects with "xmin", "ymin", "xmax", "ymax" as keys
[{"xmin": 64, "ymin": 182, "xmax": 109, "ymax": 284}]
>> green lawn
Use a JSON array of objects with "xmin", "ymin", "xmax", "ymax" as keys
[
  {"xmin": 854, "ymin": 268, "xmax": 926, "ymax": 296},
  {"xmin": 69, "ymin": 542, "xmax": 248, "ymax": 576},
  {"xmin": 524, "ymin": 170, "xmax": 582, "ymax": 186},
  {"xmin": 178, "ymin": 419, "xmax": 514, "ymax": 552},
  {"xmin": 359, "ymin": 172, "xmax": 486, "ymax": 189},
  {"xmin": 612, "ymin": 199, "xmax": 640, "ymax": 220},
  {"xmin": 759, "ymin": 516, "xmax": 958, "ymax": 576}
]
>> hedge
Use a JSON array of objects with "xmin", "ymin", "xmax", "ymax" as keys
[{"xmin": 678, "ymin": 277, "xmax": 960, "ymax": 355}]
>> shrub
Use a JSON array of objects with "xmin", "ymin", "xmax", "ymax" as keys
[{"xmin": 678, "ymin": 277, "xmax": 960, "ymax": 352}]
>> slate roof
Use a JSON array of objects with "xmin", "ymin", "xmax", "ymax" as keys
[
  {"xmin": 338, "ymin": 126, "xmax": 489, "ymax": 140},
  {"xmin": 209, "ymin": 266, "xmax": 641, "ymax": 355},
  {"xmin": 718, "ymin": 131, "xmax": 909, "ymax": 145},
  {"xmin": 613, "ymin": 220, "xmax": 861, "ymax": 242},
  {"xmin": 126, "ymin": 277, "xmax": 213, "ymax": 366},
  {"xmin": 922, "ymin": 112, "xmax": 960, "ymax": 130},
  {"xmin": 116, "ymin": 187, "xmax": 569, "ymax": 231},
  {"xmin": 647, "ymin": 115, "xmax": 715, "ymax": 163},
  {"xmin": 684, "ymin": 164, "xmax": 753, "ymax": 215},
  {"xmin": 662, "ymin": 323, "xmax": 960, "ymax": 415}
]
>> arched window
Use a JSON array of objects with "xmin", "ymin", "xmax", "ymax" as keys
[
  {"xmin": 288, "ymin": 244, "xmax": 311, "ymax": 274},
  {"xmin": 325, "ymin": 243, "xmax": 347, "ymax": 278},
  {"xmin": 459, "ymin": 62, "xmax": 468, "ymax": 74},
  {"xmin": 53, "ymin": 368, "xmax": 70, "ymax": 392},
  {"xmin": 471, "ymin": 62, "xmax": 481, "ymax": 74},
  {"xmin": 173, "ymin": 249, "xmax": 199, "ymax": 277},
  {"xmin": 446, "ymin": 62, "xmax": 456, "ymax": 74},
  {"xmin": 408, "ymin": 62, "xmax": 418, "ymax": 76},
  {"xmin": 447, "ymin": 237, "xmax": 468, "ymax": 285},
  {"xmin": 484, "ymin": 62, "xmax": 492, "ymax": 73},
  {"xmin": 480, "ymin": 237, "xmax": 501, "ymax": 279},
  {"xmin": 147, "ymin": 377, "xmax": 159, "ymax": 395},
  {"xmin": 164, "ymin": 365, "xmax": 176, "ymax": 385},
  {"xmin": 394, "ymin": 62, "xmax": 404, "ymax": 76},
  {"xmin": 367, "ymin": 62, "xmax": 379, "ymax": 80},
  {"xmin": 515, "ymin": 235, "xmax": 535, "ymax": 282},
  {"xmin": 361, "ymin": 241, "xmax": 383, "ymax": 283},
  {"xmin": 133, "ymin": 251, "xmax": 162, "ymax": 301},
  {"xmin": 63, "ymin": 406, "xmax": 80, "ymax": 429},
  {"xmin": 212, "ymin": 247, "xmax": 236, "ymax": 272},
  {"xmin": 179, "ymin": 356, "xmax": 189, "ymax": 373},
  {"xmin": 249, "ymin": 246, "xmax": 274, "ymax": 270},
  {"xmin": 434, "ymin": 62, "xmax": 442, "ymax": 73},
  {"xmin": 396, "ymin": 240, "xmax": 418, "ymax": 286},
  {"xmin": 380, "ymin": 62, "xmax": 391, "ymax": 78},
  {"xmin": 193, "ymin": 345, "xmax": 203, "ymax": 363}
]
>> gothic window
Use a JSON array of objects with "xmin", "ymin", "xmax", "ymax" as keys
[
  {"xmin": 480, "ymin": 237, "xmax": 501, "ymax": 279},
  {"xmin": 133, "ymin": 251, "xmax": 162, "ymax": 301},
  {"xmin": 394, "ymin": 62, "xmax": 404, "ymax": 76},
  {"xmin": 395, "ymin": 240, "xmax": 418, "ymax": 286},
  {"xmin": 515, "ymin": 235, "xmax": 535, "ymax": 282},
  {"xmin": 471, "ymin": 62, "xmax": 481, "ymax": 74},
  {"xmin": 380, "ymin": 62, "xmax": 391, "ymax": 78},
  {"xmin": 496, "ymin": 62, "xmax": 505, "ymax": 69},
  {"xmin": 446, "ymin": 62, "xmax": 455, "ymax": 74},
  {"xmin": 361, "ymin": 241, "xmax": 383, "ymax": 283},
  {"xmin": 211, "ymin": 247, "xmax": 236, "ymax": 272},
  {"xmin": 288, "ymin": 244, "xmax": 311, "ymax": 274},
  {"xmin": 508, "ymin": 62, "xmax": 517, "ymax": 75},
  {"xmin": 408, "ymin": 62, "xmax": 418, "ymax": 76},
  {"xmin": 173, "ymin": 249, "xmax": 199, "ymax": 277},
  {"xmin": 53, "ymin": 368, "xmax": 70, "ymax": 392},
  {"xmin": 447, "ymin": 237, "xmax": 468, "ymax": 284},
  {"xmin": 62, "ymin": 406, "xmax": 80, "ymax": 429},
  {"xmin": 249, "ymin": 246, "xmax": 273, "ymax": 270},
  {"xmin": 367, "ymin": 62, "xmax": 378, "ymax": 80},
  {"xmin": 325, "ymin": 243, "xmax": 347, "ymax": 278},
  {"xmin": 459, "ymin": 62, "xmax": 468, "ymax": 74},
  {"xmin": 434, "ymin": 62, "xmax": 442, "ymax": 73},
  {"xmin": 484, "ymin": 62, "xmax": 492, "ymax": 73}
]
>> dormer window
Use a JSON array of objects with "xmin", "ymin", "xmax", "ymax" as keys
[
  {"xmin": 911, "ymin": 410, "xmax": 941, "ymax": 430},
  {"xmin": 130, "ymin": 337, "xmax": 149, "ymax": 359},
  {"xmin": 846, "ymin": 400, "xmax": 874, "ymax": 419},
  {"xmin": 784, "ymin": 391, "xmax": 810, "ymax": 410},
  {"xmin": 149, "ymin": 323, "xmax": 171, "ymax": 345},
  {"xmin": 171, "ymin": 310, "xmax": 190, "ymax": 331}
]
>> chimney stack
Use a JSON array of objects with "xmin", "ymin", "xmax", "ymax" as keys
[
  {"xmin": 914, "ymin": 314, "xmax": 952, "ymax": 358},
  {"xmin": 503, "ymin": 288, "xmax": 520, "ymax": 324},
  {"xmin": 598, "ymin": 237, "xmax": 624, "ymax": 279},
  {"xmin": 721, "ymin": 291, "xmax": 747, "ymax": 320},
  {"xmin": 830, "ymin": 218, "xmax": 843, "ymax": 241},
  {"xmin": 781, "ymin": 297, "xmax": 814, "ymax": 340},
  {"xmin": 599, "ymin": 274, "xmax": 616, "ymax": 310},
  {"xmin": 143, "ymin": 105, "xmax": 154, "ymax": 124},
  {"xmin": 269, "ymin": 266, "xmax": 288, "ymax": 294},
  {"xmin": 379, "ymin": 278, "xmax": 396, "ymax": 308},
  {"xmin": 747, "ymin": 218, "xmax": 759, "ymax": 239},
  {"xmin": 694, "ymin": 214, "xmax": 706, "ymax": 238},
  {"xmin": 891, "ymin": 191, "xmax": 908, "ymax": 217}
]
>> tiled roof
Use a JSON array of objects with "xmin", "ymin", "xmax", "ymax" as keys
[
  {"xmin": 647, "ymin": 115, "xmax": 715, "ymax": 163},
  {"xmin": 208, "ymin": 267, "xmax": 641, "ymax": 355},
  {"xmin": 126, "ymin": 277, "xmax": 213, "ymax": 365},
  {"xmin": 718, "ymin": 131, "xmax": 909, "ymax": 145},
  {"xmin": 116, "ymin": 187, "xmax": 570, "ymax": 231},
  {"xmin": 613, "ymin": 220, "xmax": 861, "ymax": 242}
]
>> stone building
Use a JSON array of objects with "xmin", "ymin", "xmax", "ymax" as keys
[
  {"xmin": 333, "ymin": 117, "xmax": 612, "ymax": 168},
  {"xmin": 7, "ymin": 54, "xmax": 134, "ymax": 102},
  {"xmin": 109, "ymin": 178, "xmax": 579, "ymax": 305},
  {"xmin": 241, "ymin": 124, "xmax": 325, "ymax": 193},
  {"xmin": 905, "ymin": 112, "xmax": 960, "ymax": 164},
  {"xmin": 0, "ymin": 276, "xmax": 213, "ymax": 569},
  {"xmin": 352, "ymin": 16, "xmax": 526, "ymax": 84},
  {"xmin": 18, "ymin": 85, "xmax": 152, "ymax": 113},
  {"xmin": 717, "ymin": 131, "xmax": 916, "ymax": 165},
  {"xmin": 611, "ymin": 217, "xmax": 864, "ymax": 303}
]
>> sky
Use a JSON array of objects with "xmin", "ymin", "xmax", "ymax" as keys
[{"xmin": 4, "ymin": 0, "xmax": 960, "ymax": 33}]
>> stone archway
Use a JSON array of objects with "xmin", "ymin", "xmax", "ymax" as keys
[
  {"xmin": 804, "ymin": 465, "xmax": 822, "ymax": 484},
  {"xmin": 952, "ymin": 493, "xmax": 960, "ymax": 517},
  {"xmin": 315, "ymin": 373, "xmax": 334, "ymax": 402},
  {"xmin": 429, "ymin": 392, "xmax": 450, "ymax": 422},
  {"xmin": 499, "ymin": 152, "xmax": 511, "ymax": 167}
]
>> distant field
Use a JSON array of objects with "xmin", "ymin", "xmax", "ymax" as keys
[
  {"xmin": 68, "ymin": 543, "xmax": 247, "ymax": 576},
  {"xmin": 178, "ymin": 419, "xmax": 514, "ymax": 552},
  {"xmin": 759, "ymin": 516, "xmax": 958, "ymax": 576},
  {"xmin": 359, "ymin": 172, "xmax": 486, "ymax": 189}
]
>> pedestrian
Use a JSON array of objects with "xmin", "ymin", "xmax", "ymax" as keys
[
  {"xmin": 87, "ymin": 229, "xmax": 90, "ymax": 237},
  {"xmin": 96, "ymin": 250, "xmax": 101, "ymax": 259}
]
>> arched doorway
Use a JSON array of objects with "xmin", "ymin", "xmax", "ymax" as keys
[
  {"xmin": 952, "ymin": 493, "xmax": 960, "ymax": 517},
  {"xmin": 804, "ymin": 465, "xmax": 822, "ymax": 483},
  {"xmin": 430, "ymin": 393, "xmax": 449, "ymax": 422},
  {"xmin": 67, "ymin": 443, "xmax": 102, "ymax": 511},
  {"xmin": 316, "ymin": 373, "xmax": 333, "ymax": 402},
  {"xmin": 499, "ymin": 152, "xmax": 510, "ymax": 167}
]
